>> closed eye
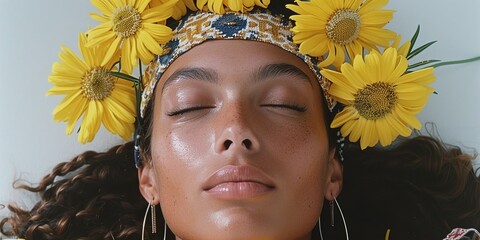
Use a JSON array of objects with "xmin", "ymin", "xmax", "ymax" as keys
[
  {"xmin": 166, "ymin": 106, "xmax": 216, "ymax": 116},
  {"xmin": 260, "ymin": 104, "xmax": 307, "ymax": 112}
]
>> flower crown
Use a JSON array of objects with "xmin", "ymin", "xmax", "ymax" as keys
[{"xmin": 47, "ymin": 0, "xmax": 479, "ymax": 151}]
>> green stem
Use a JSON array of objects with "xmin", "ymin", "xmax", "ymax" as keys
[
  {"xmin": 135, "ymin": 58, "xmax": 143, "ymax": 126},
  {"xmin": 138, "ymin": 58, "xmax": 144, "ymax": 90},
  {"xmin": 430, "ymin": 56, "xmax": 480, "ymax": 68},
  {"xmin": 110, "ymin": 61, "xmax": 120, "ymax": 71},
  {"xmin": 109, "ymin": 71, "xmax": 139, "ymax": 82}
]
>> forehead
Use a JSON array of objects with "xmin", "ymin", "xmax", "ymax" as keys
[{"xmin": 157, "ymin": 40, "xmax": 319, "ymax": 86}]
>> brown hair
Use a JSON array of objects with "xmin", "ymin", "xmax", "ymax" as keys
[
  {"xmin": 321, "ymin": 136, "xmax": 480, "ymax": 240},
  {"xmin": 138, "ymin": 93, "xmax": 155, "ymax": 166},
  {"xmin": 0, "ymin": 142, "xmax": 147, "ymax": 239}
]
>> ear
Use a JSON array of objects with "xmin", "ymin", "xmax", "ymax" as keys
[
  {"xmin": 138, "ymin": 165, "xmax": 159, "ymax": 204},
  {"xmin": 324, "ymin": 148, "xmax": 343, "ymax": 201}
]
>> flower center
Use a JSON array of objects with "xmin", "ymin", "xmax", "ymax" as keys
[
  {"xmin": 326, "ymin": 9, "xmax": 361, "ymax": 45},
  {"xmin": 354, "ymin": 82, "xmax": 398, "ymax": 120},
  {"xmin": 111, "ymin": 5, "xmax": 142, "ymax": 38},
  {"xmin": 82, "ymin": 67, "xmax": 115, "ymax": 100}
]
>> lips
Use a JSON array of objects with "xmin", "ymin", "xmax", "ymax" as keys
[{"xmin": 202, "ymin": 165, "xmax": 275, "ymax": 199}]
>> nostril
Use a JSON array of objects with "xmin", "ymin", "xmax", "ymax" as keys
[
  {"xmin": 224, "ymin": 140, "xmax": 233, "ymax": 149},
  {"xmin": 242, "ymin": 139, "xmax": 252, "ymax": 149}
]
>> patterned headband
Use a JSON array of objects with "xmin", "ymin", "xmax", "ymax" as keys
[{"xmin": 140, "ymin": 10, "xmax": 333, "ymax": 117}]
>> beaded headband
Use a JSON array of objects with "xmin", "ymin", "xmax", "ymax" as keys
[{"xmin": 48, "ymin": 0, "xmax": 478, "ymax": 157}]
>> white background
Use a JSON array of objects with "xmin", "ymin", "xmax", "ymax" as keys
[{"xmin": 1, "ymin": 0, "xmax": 479, "ymax": 218}]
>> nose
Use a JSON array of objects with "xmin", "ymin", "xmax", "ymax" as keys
[
  {"xmin": 222, "ymin": 138, "xmax": 254, "ymax": 150},
  {"xmin": 214, "ymin": 104, "xmax": 260, "ymax": 154}
]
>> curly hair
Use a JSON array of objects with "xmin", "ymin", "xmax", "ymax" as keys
[
  {"xmin": 0, "ymin": 142, "xmax": 148, "ymax": 239},
  {"xmin": 321, "ymin": 136, "xmax": 480, "ymax": 240}
]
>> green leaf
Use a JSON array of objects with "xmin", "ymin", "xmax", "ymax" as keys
[
  {"xmin": 430, "ymin": 56, "xmax": 480, "ymax": 68},
  {"xmin": 134, "ymin": 59, "xmax": 144, "ymax": 125},
  {"xmin": 138, "ymin": 59, "xmax": 144, "ymax": 90},
  {"xmin": 109, "ymin": 71, "xmax": 139, "ymax": 82},
  {"xmin": 407, "ymin": 41, "xmax": 437, "ymax": 60},
  {"xmin": 407, "ymin": 59, "xmax": 441, "ymax": 69},
  {"xmin": 408, "ymin": 25, "xmax": 421, "ymax": 55},
  {"xmin": 109, "ymin": 61, "xmax": 120, "ymax": 71}
]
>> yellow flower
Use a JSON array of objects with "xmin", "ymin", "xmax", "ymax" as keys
[
  {"xmin": 392, "ymin": 34, "xmax": 410, "ymax": 57},
  {"xmin": 150, "ymin": 0, "xmax": 197, "ymax": 20},
  {"xmin": 287, "ymin": 0, "xmax": 397, "ymax": 68},
  {"xmin": 87, "ymin": 0, "xmax": 177, "ymax": 74},
  {"xmin": 321, "ymin": 48, "xmax": 436, "ymax": 149},
  {"xmin": 196, "ymin": 0, "xmax": 270, "ymax": 14},
  {"xmin": 47, "ymin": 33, "xmax": 136, "ymax": 143}
]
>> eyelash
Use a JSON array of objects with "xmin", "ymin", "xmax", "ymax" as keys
[
  {"xmin": 166, "ymin": 103, "xmax": 307, "ymax": 116},
  {"xmin": 261, "ymin": 103, "xmax": 307, "ymax": 112},
  {"xmin": 166, "ymin": 106, "xmax": 215, "ymax": 116}
]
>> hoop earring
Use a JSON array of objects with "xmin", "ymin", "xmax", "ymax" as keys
[
  {"xmin": 318, "ymin": 200, "xmax": 334, "ymax": 240},
  {"xmin": 334, "ymin": 197, "xmax": 349, "ymax": 240},
  {"xmin": 318, "ymin": 198, "xmax": 349, "ymax": 240},
  {"xmin": 142, "ymin": 202, "xmax": 167, "ymax": 240},
  {"xmin": 318, "ymin": 217, "xmax": 324, "ymax": 240}
]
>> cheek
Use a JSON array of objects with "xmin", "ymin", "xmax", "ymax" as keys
[
  {"xmin": 260, "ymin": 115, "xmax": 330, "ymax": 217},
  {"xmin": 264, "ymin": 114, "xmax": 329, "ymax": 175},
  {"xmin": 150, "ymin": 124, "xmax": 216, "ymax": 228},
  {"xmin": 153, "ymin": 128, "xmax": 212, "ymax": 169},
  {"xmin": 287, "ymin": 143, "xmax": 329, "ymax": 233},
  {"xmin": 290, "ymin": 152, "xmax": 329, "ymax": 213},
  {"xmin": 287, "ymin": 141, "xmax": 329, "ymax": 202}
]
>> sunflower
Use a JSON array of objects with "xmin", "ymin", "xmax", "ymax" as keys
[
  {"xmin": 196, "ymin": 0, "xmax": 270, "ymax": 14},
  {"xmin": 150, "ymin": 0, "xmax": 197, "ymax": 20},
  {"xmin": 47, "ymin": 33, "xmax": 136, "ymax": 143},
  {"xmin": 287, "ymin": 0, "xmax": 397, "ymax": 68},
  {"xmin": 87, "ymin": 0, "xmax": 177, "ymax": 74},
  {"xmin": 321, "ymin": 47, "xmax": 436, "ymax": 149},
  {"xmin": 392, "ymin": 34, "xmax": 410, "ymax": 57}
]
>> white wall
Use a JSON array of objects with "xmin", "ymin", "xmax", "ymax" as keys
[
  {"xmin": 1, "ymin": 0, "xmax": 479, "ymax": 218},
  {"xmin": 0, "ymin": 1, "xmax": 125, "ymax": 217}
]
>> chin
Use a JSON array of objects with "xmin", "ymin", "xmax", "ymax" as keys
[{"xmin": 175, "ymin": 207, "xmax": 312, "ymax": 240}]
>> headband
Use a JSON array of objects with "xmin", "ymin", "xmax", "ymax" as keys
[{"xmin": 140, "ymin": 10, "xmax": 332, "ymax": 117}]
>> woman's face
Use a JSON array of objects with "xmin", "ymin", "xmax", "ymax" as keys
[{"xmin": 140, "ymin": 40, "xmax": 342, "ymax": 240}]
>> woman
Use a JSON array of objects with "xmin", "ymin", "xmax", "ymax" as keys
[{"xmin": 2, "ymin": 0, "xmax": 480, "ymax": 239}]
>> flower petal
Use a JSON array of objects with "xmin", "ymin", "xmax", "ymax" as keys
[
  {"xmin": 331, "ymin": 107, "xmax": 358, "ymax": 128},
  {"xmin": 78, "ymin": 101, "xmax": 103, "ymax": 143}
]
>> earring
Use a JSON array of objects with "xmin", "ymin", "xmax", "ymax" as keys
[
  {"xmin": 163, "ymin": 220, "xmax": 167, "ymax": 240},
  {"xmin": 319, "ymin": 197, "xmax": 349, "ymax": 240},
  {"xmin": 318, "ymin": 199, "xmax": 335, "ymax": 240},
  {"xmin": 334, "ymin": 196, "xmax": 350, "ymax": 240},
  {"xmin": 318, "ymin": 217, "xmax": 324, "ymax": 240},
  {"xmin": 142, "ymin": 201, "xmax": 168, "ymax": 240},
  {"xmin": 151, "ymin": 203, "xmax": 157, "ymax": 233},
  {"xmin": 142, "ymin": 201, "xmax": 152, "ymax": 240},
  {"xmin": 330, "ymin": 200, "xmax": 335, "ymax": 227}
]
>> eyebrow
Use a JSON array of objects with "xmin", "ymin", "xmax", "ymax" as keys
[
  {"xmin": 255, "ymin": 63, "xmax": 312, "ymax": 86},
  {"xmin": 161, "ymin": 67, "xmax": 219, "ymax": 93},
  {"xmin": 161, "ymin": 63, "xmax": 312, "ymax": 93}
]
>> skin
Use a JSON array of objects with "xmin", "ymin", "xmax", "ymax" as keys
[{"xmin": 139, "ymin": 40, "xmax": 343, "ymax": 240}]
